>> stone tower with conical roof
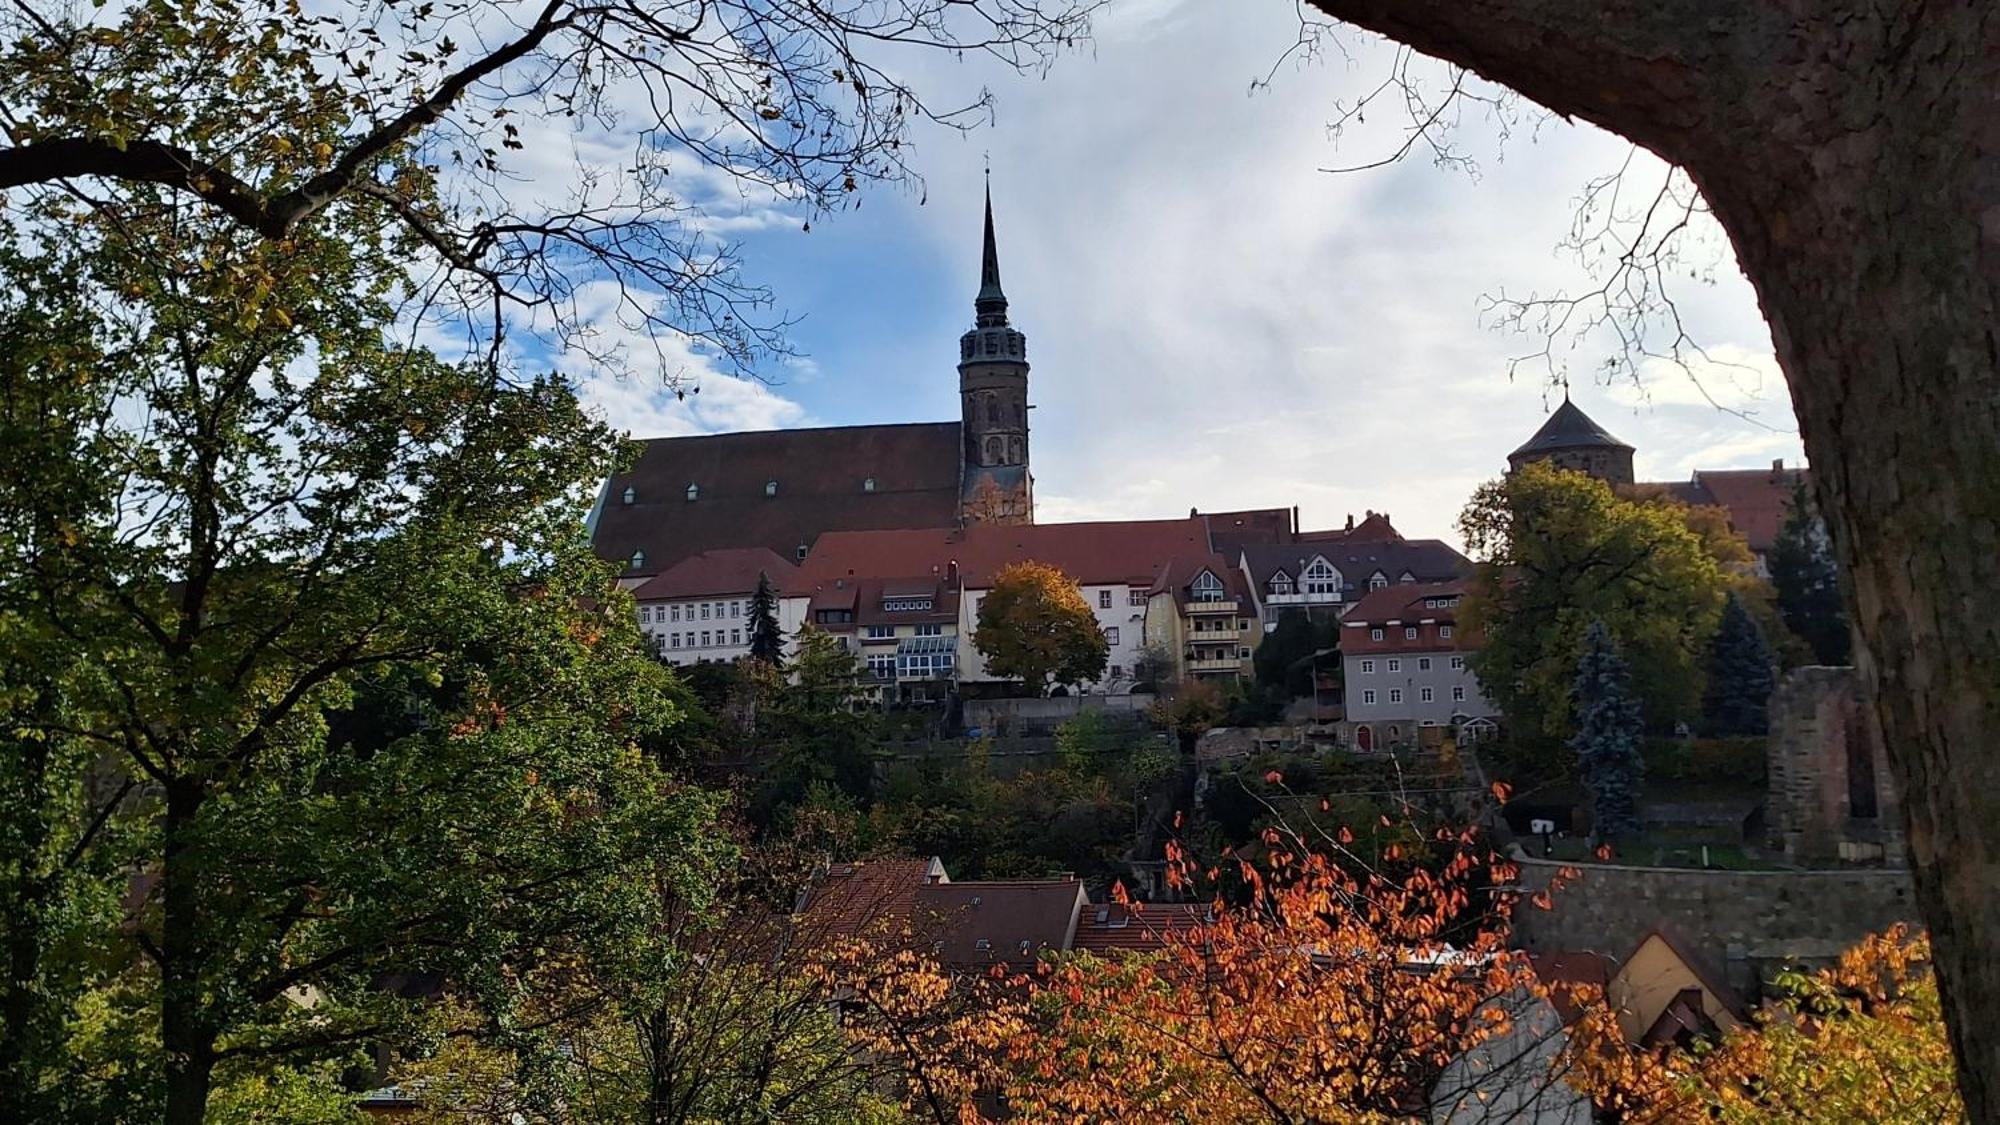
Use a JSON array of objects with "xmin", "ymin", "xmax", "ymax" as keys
[
  {"xmin": 1508, "ymin": 394, "xmax": 1636, "ymax": 485},
  {"xmin": 957, "ymin": 185, "xmax": 1034, "ymax": 525}
]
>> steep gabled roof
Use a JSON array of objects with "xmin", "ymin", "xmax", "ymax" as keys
[
  {"xmin": 1510, "ymin": 398, "xmax": 1633, "ymax": 460},
  {"xmin": 1339, "ymin": 580, "xmax": 1470, "ymax": 627},
  {"xmin": 792, "ymin": 517, "xmax": 1215, "ymax": 594},
  {"xmin": 592, "ymin": 422, "xmax": 965, "ymax": 578},
  {"xmin": 1245, "ymin": 539, "xmax": 1471, "ymax": 589},
  {"xmin": 913, "ymin": 878, "xmax": 1087, "ymax": 968},
  {"xmin": 630, "ymin": 547, "xmax": 795, "ymax": 601},
  {"xmin": 1148, "ymin": 552, "xmax": 1254, "ymax": 606},
  {"xmin": 1631, "ymin": 462, "xmax": 1809, "ymax": 555}
]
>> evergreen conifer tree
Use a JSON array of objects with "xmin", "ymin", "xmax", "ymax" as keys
[
  {"xmin": 748, "ymin": 571, "xmax": 784, "ymax": 668},
  {"xmin": 1571, "ymin": 621, "xmax": 1646, "ymax": 844},
  {"xmin": 1770, "ymin": 481, "xmax": 1852, "ymax": 665},
  {"xmin": 1701, "ymin": 593, "xmax": 1776, "ymax": 736}
]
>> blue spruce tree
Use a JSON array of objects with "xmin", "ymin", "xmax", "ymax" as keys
[
  {"xmin": 1701, "ymin": 592, "xmax": 1776, "ymax": 736},
  {"xmin": 1571, "ymin": 620, "xmax": 1646, "ymax": 844}
]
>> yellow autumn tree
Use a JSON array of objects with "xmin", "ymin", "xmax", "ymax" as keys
[
  {"xmin": 1568, "ymin": 924, "xmax": 1962, "ymax": 1123},
  {"xmin": 972, "ymin": 561, "xmax": 1109, "ymax": 696}
]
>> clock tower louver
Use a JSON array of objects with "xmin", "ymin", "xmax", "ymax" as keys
[{"xmin": 957, "ymin": 185, "xmax": 1033, "ymax": 525}]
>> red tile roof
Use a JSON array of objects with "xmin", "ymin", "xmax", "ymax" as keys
[
  {"xmin": 791, "ymin": 517, "xmax": 1216, "ymax": 594},
  {"xmin": 1340, "ymin": 581, "xmax": 1469, "ymax": 626},
  {"xmin": 1298, "ymin": 510, "xmax": 1402, "ymax": 543},
  {"xmin": 1072, "ymin": 901, "xmax": 1209, "ymax": 955},
  {"xmin": 793, "ymin": 857, "xmax": 943, "ymax": 945},
  {"xmin": 1633, "ymin": 462, "xmax": 1808, "ymax": 555},
  {"xmin": 913, "ymin": 879, "xmax": 1087, "ymax": 969},
  {"xmin": 1197, "ymin": 507, "xmax": 1296, "ymax": 554},
  {"xmin": 1531, "ymin": 950, "xmax": 1613, "ymax": 1023},
  {"xmin": 1340, "ymin": 581, "xmax": 1475, "ymax": 654},
  {"xmin": 1147, "ymin": 552, "xmax": 1254, "ymax": 606},
  {"xmin": 630, "ymin": 547, "xmax": 796, "ymax": 601},
  {"xmin": 592, "ymin": 423, "xmax": 964, "ymax": 578}
]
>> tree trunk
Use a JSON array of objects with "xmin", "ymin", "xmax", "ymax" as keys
[
  {"xmin": 1302, "ymin": 0, "xmax": 2000, "ymax": 1112},
  {"xmin": 161, "ymin": 776, "xmax": 216, "ymax": 1125}
]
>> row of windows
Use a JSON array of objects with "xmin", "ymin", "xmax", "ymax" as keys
[
  {"xmin": 640, "ymin": 600, "xmax": 743, "ymax": 624},
  {"xmin": 1367, "ymin": 624, "xmax": 1455, "ymax": 641},
  {"xmin": 882, "ymin": 597, "xmax": 933, "ymax": 612},
  {"xmin": 1358, "ymin": 656, "xmax": 1466, "ymax": 674},
  {"xmin": 629, "ymin": 478, "xmax": 883, "ymax": 507},
  {"xmin": 1189, "ymin": 618, "xmax": 1243, "ymax": 633},
  {"xmin": 655, "ymin": 628, "xmax": 744, "ymax": 651},
  {"xmin": 1360, "ymin": 686, "xmax": 1466, "ymax": 705}
]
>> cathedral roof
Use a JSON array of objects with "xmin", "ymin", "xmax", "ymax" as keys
[
  {"xmin": 1510, "ymin": 397, "xmax": 1634, "ymax": 460},
  {"xmin": 592, "ymin": 422, "xmax": 964, "ymax": 578}
]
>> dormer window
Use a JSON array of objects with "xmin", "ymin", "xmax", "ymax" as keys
[
  {"xmin": 765, "ymin": 480, "xmax": 778, "ymax": 497},
  {"xmin": 1191, "ymin": 571, "xmax": 1226, "ymax": 602},
  {"xmin": 685, "ymin": 483, "xmax": 699, "ymax": 502},
  {"xmin": 620, "ymin": 486, "xmax": 636, "ymax": 505},
  {"xmin": 1369, "ymin": 572, "xmax": 1389, "ymax": 591},
  {"xmin": 1303, "ymin": 557, "xmax": 1339, "ymax": 597},
  {"xmin": 630, "ymin": 550, "xmax": 646, "ymax": 570},
  {"xmin": 795, "ymin": 544, "xmax": 809, "ymax": 562},
  {"xmin": 863, "ymin": 477, "xmax": 876, "ymax": 493}
]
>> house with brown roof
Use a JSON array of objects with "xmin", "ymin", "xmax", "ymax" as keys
[
  {"xmin": 802, "ymin": 575, "xmax": 962, "ymax": 701},
  {"xmin": 794, "ymin": 858, "xmax": 1088, "ymax": 972},
  {"xmin": 1143, "ymin": 553, "xmax": 1263, "ymax": 682},
  {"xmin": 1633, "ymin": 460, "xmax": 1809, "ymax": 576},
  {"xmin": 1340, "ymin": 581, "xmax": 1496, "ymax": 750},
  {"xmin": 632, "ymin": 547, "xmax": 801, "ymax": 665},
  {"xmin": 589, "ymin": 192, "xmax": 1038, "ymax": 585},
  {"xmin": 791, "ymin": 517, "xmax": 1223, "ymax": 694},
  {"xmin": 1237, "ymin": 513, "xmax": 1472, "ymax": 631}
]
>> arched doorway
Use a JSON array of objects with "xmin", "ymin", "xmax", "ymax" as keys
[{"xmin": 1355, "ymin": 725, "xmax": 1373, "ymax": 752}]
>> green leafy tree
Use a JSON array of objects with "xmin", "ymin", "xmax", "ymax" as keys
[
  {"xmin": 972, "ymin": 561, "xmax": 1109, "ymax": 696},
  {"xmin": 1771, "ymin": 482, "xmax": 1852, "ymax": 666},
  {"xmin": 751, "ymin": 627, "xmax": 878, "ymax": 820},
  {"xmin": 0, "ymin": 154, "xmax": 726, "ymax": 1122},
  {"xmin": 1571, "ymin": 622, "xmax": 1646, "ymax": 844},
  {"xmin": 1253, "ymin": 609, "xmax": 1324, "ymax": 699},
  {"xmin": 1702, "ymin": 593, "xmax": 1777, "ymax": 737},
  {"xmin": 748, "ymin": 571, "xmax": 785, "ymax": 667},
  {"xmin": 1460, "ymin": 462, "xmax": 1726, "ymax": 761}
]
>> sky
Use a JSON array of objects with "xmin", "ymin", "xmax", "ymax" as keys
[{"xmin": 563, "ymin": 0, "xmax": 1805, "ymax": 547}]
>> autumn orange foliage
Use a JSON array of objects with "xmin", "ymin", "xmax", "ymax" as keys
[{"xmin": 975, "ymin": 830, "xmax": 1544, "ymax": 1122}]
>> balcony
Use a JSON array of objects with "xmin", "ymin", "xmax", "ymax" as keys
[
  {"xmin": 1186, "ymin": 597, "xmax": 1240, "ymax": 615},
  {"xmin": 1188, "ymin": 620, "xmax": 1240, "ymax": 641},
  {"xmin": 1187, "ymin": 656, "xmax": 1243, "ymax": 673}
]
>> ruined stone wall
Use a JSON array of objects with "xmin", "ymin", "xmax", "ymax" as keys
[{"xmin": 1766, "ymin": 666, "xmax": 1905, "ymax": 863}]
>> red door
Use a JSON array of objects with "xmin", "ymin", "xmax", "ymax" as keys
[{"xmin": 1355, "ymin": 725, "xmax": 1373, "ymax": 752}]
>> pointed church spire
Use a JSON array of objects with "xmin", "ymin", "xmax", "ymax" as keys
[{"xmin": 975, "ymin": 177, "xmax": 1009, "ymax": 324}]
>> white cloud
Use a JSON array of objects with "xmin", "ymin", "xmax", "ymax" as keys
[{"xmin": 836, "ymin": 2, "xmax": 1802, "ymax": 545}]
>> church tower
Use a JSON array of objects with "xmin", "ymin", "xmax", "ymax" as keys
[{"xmin": 957, "ymin": 186, "xmax": 1034, "ymax": 525}]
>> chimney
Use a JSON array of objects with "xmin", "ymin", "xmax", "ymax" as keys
[
  {"xmin": 1345, "ymin": 513, "xmax": 1355, "ymax": 532},
  {"xmin": 1771, "ymin": 458, "xmax": 1785, "ymax": 480},
  {"xmin": 1291, "ymin": 505, "xmax": 1299, "ymax": 534}
]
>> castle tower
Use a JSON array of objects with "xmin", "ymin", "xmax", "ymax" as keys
[
  {"xmin": 1507, "ymin": 393, "xmax": 1636, "ymax": 485},
  {"xmin": 957, "ymin": 185, "xmax": 1034, "ymax": 525}
]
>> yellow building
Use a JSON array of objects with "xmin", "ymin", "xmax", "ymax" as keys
[{"xmin": 1143, "ymin": 554, "xmax": 1262, "ymax": 682}]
